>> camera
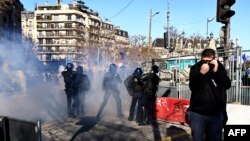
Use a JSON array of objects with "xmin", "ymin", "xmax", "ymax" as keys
[{"xmin": 208, "ymin": 63, "xmax": 215, "ymax": 70}]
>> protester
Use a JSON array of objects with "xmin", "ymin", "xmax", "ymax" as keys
[
  {"xmin": 187, "ymin": 48, "xmax": 231, "ymax": 141},
  {"xmin": 242, "ymin": 67, "xmax": 250, "ymax": 86}
]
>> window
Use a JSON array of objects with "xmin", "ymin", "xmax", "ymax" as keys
[
  {"xmin": 55, "ymin": 31, "xmax": 59, "ymax": 36},
  {"xmin": 66, "ymin": 31, "xmax": 73, "ymax": 36},
  {"xmin": 38, "ymin": 39, "xmax": 43, "ymax": 44},
  {"xmin": 76, "ymin": 15, "xmax": 81, "ymax": 21},
  {"xmin": 65, "ymin": 23, "xmax": 72, "ymax": 28},
  {"xmin": 54, "ymin": 15, "xmax": 59, "ymax": 21},
  {"xmin": 67, "ymin": 15, "xmax": 72, "ymax": 20},
  {"xmin": 29, "ymin": 14, "xmax": 34, "ymax": 19},
  {"xmin": 46, "ymin": 39, "xmax": 52, "ymax": 44},
  {"xmin": 29, "ymin": 21, "xmax": 32, "ymax": 28},
  {"xmin": 46, "ymin": 31, "xmax": 53, "ymax": 36},
  {"xmin": 55, "ymin": 23, "xmax": 59, "ymax": 28},
  {"xmin": 45, "ymin": 15, "xmax": 51, "ymax": 20},
  {"xmin": 38, "ymin": 31, "xmax": 43, "ymax": 37}
]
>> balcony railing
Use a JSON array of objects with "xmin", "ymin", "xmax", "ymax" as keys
[
  {"xmin": 37, "ymin": 34, "xmax": 81, "ymax": 39},
  {"xmin": 36, "ymin": 51, "xmax": 83, "ymax": 55},
  {"xmin": 37, "ymin": 43, "xmax": 77, "ymax": 46}
]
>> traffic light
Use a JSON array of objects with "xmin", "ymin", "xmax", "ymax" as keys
[
  {"xmin": 163, "ymin": 32, "xmax": 174, "ymax": 52},
  {"xmin": 216, "ymin": 0, "xmax": 235, "ymax": 23},
  {"xmin": 163, "ymin": 32, "xmax": 168, "ymax": 49}
]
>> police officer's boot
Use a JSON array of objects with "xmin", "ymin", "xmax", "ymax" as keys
[{"xmin": 128, "ymin": 114, "xmax": 133, "ymax": 121}]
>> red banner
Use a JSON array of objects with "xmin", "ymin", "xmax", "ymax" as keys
[{"xmin": 156, "ymin": 97, "xmax": 190, "ymax": 124}]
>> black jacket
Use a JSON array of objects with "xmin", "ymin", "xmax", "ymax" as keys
[
  {"xmin": 142, "ymin": 73, "xmax": 160, "ymax": 94},
  {"xmin": 102, "ymin": 72, "xmax": 122, "ymax": 92},
  {"xmin": 74, "ymin": 73, "xmax": 91, "ymax": 93},
  {"xmin": 130, "ymin": 75, "xmax": 144, "ymax": 92},
  {"xmin": 188, "ymin": 60, "xmax": 231, "ymax": 116}
]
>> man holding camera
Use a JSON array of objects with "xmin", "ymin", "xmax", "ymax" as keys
[{"xmin": 187, "ymin": 48, "xmax": 231, "ymax": 141}]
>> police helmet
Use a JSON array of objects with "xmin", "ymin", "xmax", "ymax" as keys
[
  {"xmin": 151, "ymin": 65, "xmax": 159, "ymax": 73},
  {"xmin": 76, "ymin": 66, "xmax": 83, "ymax": 73},
  {"xmin": 109, "ymin": 63, "xmax": 117, "ymax": 73},
  {"xmin": 133, "ymin": 68, "xmax": 143, "ymax": 76},
  {"xmin": 66, "ymin": 63, "xmax": 74, "ymax": 70}
]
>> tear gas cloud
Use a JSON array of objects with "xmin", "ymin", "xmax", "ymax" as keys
[{"xmin": 0, "ymin": 35, "xmax": 138, "ymax": 123}]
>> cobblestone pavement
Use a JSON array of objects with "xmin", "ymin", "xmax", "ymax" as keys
[{"xmin": 42, "ymin": 116, "xmax": 191, "ymax": 141}]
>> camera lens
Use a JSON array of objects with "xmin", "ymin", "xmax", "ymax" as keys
[{"xmin": 209, "ymin": 63, "xmax": 215, "ymax": 70}]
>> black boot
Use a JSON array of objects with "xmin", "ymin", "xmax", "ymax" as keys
[{"xmin": 128, "ymin": 116, "xmax": 133, "ymax": 121}]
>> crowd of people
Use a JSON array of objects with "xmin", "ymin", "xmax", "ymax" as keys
[
  {"xmin": 61, "ymin": 61, "xmax": 161, "ymax": 126},
  {"xmin": 60, "ymin": 48, "xmax": 233, "ymax": 141}
]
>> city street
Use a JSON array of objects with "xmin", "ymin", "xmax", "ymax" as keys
[
  {"xmin": 42, "ymin": 116, "xmax": 191, "ymax": 141},
  {"xmin": 41, "ymin": 103, "xmax": 250, "ymax": 141},
  {"xmin": 1, "ymin": 0, "xmax": 249, "ymax": 140}
]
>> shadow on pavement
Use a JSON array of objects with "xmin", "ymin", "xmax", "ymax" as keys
[
  {"xmin": 70, "ymin": 116, "xmax": 99, "ymax": 141},
  {"xmin": 165, "ymin": 125, "xmax": 191, "ymax": 141}
]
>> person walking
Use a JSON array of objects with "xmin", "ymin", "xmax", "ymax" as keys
[
  {"xmin": 187, "ymin": 48, "xmax": 231, "ymax": 141},
  {"xmin": 96, "ymin": 63, "xmax": 123, "ymax": 119}
]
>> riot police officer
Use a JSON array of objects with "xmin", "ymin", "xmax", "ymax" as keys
[
  {"xmin": 127, "ymin": 68, "xmax": 145, "ymax": 125},
  {"xmin": 61, "ymin": 63, "xmax": 77, "ymax": 118},
  {"xmin": 96, "ymin": 63, "xmax": 123, "ymax": 119},
  {"xmin": 74, "ymin": 66, "xmax": 91, "ymax": 117},
  {"xmin": 142, "ymin": 65, "xmax": 160, "ymax": 124}
]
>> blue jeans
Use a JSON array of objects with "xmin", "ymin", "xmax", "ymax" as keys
[{"xmin": 187, "ymin": 111, "xmax": 224, "ymax": 141}]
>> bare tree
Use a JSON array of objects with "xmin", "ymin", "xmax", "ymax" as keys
[
  {"xmin": 164, "ymin": 26, "xmax": 180, "ymax": 39},
  {"xmin": 129, "ymin": 34, "xmax": 147, "ymax": 46}
]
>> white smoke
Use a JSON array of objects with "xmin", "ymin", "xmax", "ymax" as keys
[
  {"xmin": 0, "ymin": 34, "xmax": 136, "ymax": 123},
  {"xmin": 0, "ymin": 35, "xmax": 67, "ymax": 122}
]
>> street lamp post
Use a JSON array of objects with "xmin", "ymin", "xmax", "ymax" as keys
[
  {"xmin": 206, "ymin": 17, "xmax": 215, "ymax": 38},
  {"xmin": 148, "ymin": 9, "xmax": 159, "ymax": 54}
]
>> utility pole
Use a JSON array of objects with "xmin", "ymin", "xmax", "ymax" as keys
[
  {"xmin": 206, "ymin": 17, "xmax": 214, "ymax": 38},
  {"xmin": 148, "ymin": 9, "xmax": 159, "ymax": 54},
  {"xmin": 148, "ymin": 8, "xmax": 152, "ymax": 54},
  {"xmin": 167, "ymin": 0, "xmax": 171, "ymax": 54}
]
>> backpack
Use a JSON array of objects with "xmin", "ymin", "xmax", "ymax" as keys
[
  {"xmin": 124, "ymin": 74, "xmax": 134, "ymax": 96},
  {"xmin": 82, "ymin": 75, "xmax": 91, "ymax": 91}
]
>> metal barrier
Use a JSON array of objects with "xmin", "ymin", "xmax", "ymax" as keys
[
  {"xmin": 158, "ymin": 84, "xmax": 250, "ymax": 105},
  {"xmin": 0, "ymin": 116, "xmax": 41, "ymax": 141},
  {"xmin": 145, "ymin": 47, "xmax": 250, "ymax": 105}
]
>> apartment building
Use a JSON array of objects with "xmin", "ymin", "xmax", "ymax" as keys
[
  {"xmin": 21, "ymin": 1, "xmax": 129, "ymax": 63},
  {"xmin": 21, "ymin": 11, "xmax": 35, "ymax": 42},
  {"xmin": 0, "ymin": 0, "xmax": 23, "ymax": 41}
]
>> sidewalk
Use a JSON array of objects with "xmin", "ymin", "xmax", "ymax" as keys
[
  {"xmin": 42, "ymin": 116, "xmax": 191, "ymax": 141},
  {"xmin": 41, "ymin": 103, "xmax": 250, "ymax": 141},
  {"xmin": 227, "ymin": 103, "xmax": 250, "ymax": 125}
]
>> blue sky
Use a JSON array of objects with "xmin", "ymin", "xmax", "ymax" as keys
[{"xmin": 20, "ymin": 0, "xmax": 250, "ymax": 50}]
